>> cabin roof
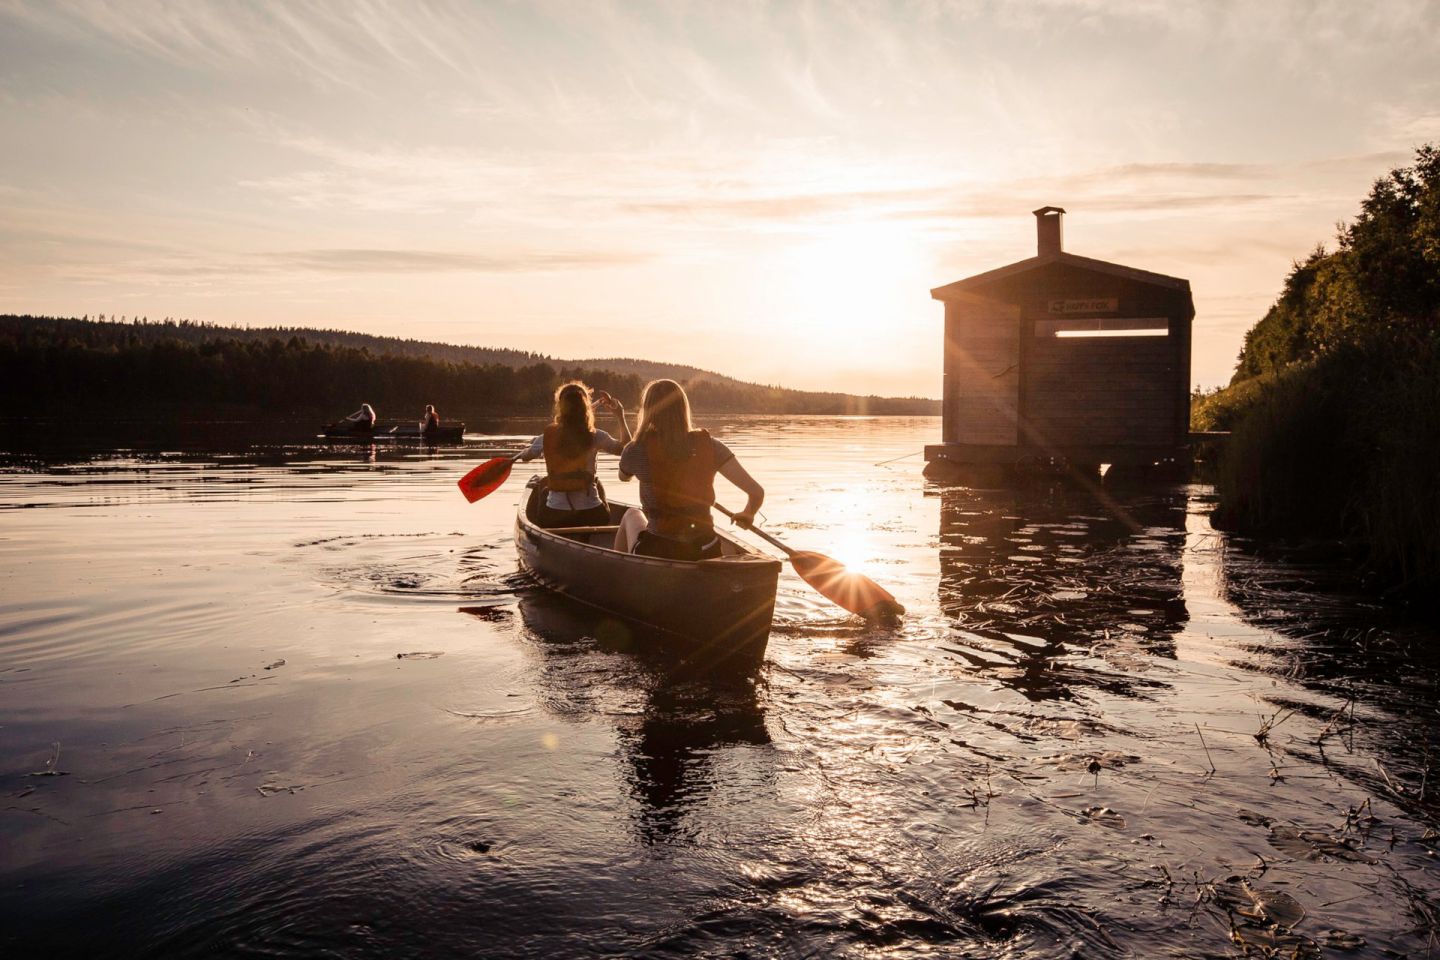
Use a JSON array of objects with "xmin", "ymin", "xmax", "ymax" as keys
[{"xmin": 930, "ymin": 250, "xmax": 1191, "ymax": 302}]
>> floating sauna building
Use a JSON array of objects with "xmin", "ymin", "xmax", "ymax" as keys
[{"xmin": 924, "ymin": 207, "xmax": 1194, "ymax": 477}]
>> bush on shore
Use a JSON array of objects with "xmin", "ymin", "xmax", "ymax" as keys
[
  {"xmin": 1212, "ymin": 329, "xmax": 1440, "ymax": 594},
  {"xmin": 1190, "ymin": 376, "xmax": 1271, "ymax": 432},
  {"xmin": 1207, "ymin": 144, "xmax": 1440, "ymax": 598}
]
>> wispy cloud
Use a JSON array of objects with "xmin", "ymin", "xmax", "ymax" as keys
[
  {"xmin": 624, "ymin": 186, "xmax": 933, "ymax": 222},
  {"xmin": 1375, "ymin": 108, "xmax": 1440, "ymax": 151},
  {"xmin": 1077, "ymin": 162, "xmax": 1270, "ymax": 182},
  {"xmin": 3, "ymin": 0, "xmax": 1439, "ymax": 391},
  {"xmin": 273, "ymin": 248, "xmax": 647, "ymax": 273},
  {"xmin": 1, "ymin": 2, "xmax": 473, "ymax": 83},
  {"xmin": 0, "ymin": 233, "xmax": 647, "ymax": 283},
  {"xmin": 622, "ymin": 175, "xmax": 1290, "ymax": 226}
]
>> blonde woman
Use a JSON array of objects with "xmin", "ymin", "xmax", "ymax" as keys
[
  {"xmin": 615, "ymin": 379, "xmax": 763, "ymax": 560},
  {"xmin": 344, "ymin": 403, "xmax": 377, "ymax": 433},
  {"xmin": 519, "ymin": 382, "xmax": 630, "ymax": 528}
]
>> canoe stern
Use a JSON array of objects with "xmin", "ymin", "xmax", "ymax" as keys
[{"xmin": 514, "ymin": 488, "xmax": 779, "ymax": 671}]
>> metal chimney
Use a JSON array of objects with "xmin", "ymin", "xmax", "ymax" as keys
[{"xmin": 1033, "ymin": 205, "xmax": 1065, "ymax": 256}]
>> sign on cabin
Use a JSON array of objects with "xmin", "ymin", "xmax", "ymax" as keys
[{"xmin": 1048, "ymin": 298, "xmax": 1118, "ymax": 314}]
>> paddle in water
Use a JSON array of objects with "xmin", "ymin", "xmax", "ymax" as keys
[
  {"xmin": 713, "ymin": 504, "xmax": 905, "ymax": 621},
  {"xmin": 457, "ymin": 453, "xmax": 523, "ymax": 504}
]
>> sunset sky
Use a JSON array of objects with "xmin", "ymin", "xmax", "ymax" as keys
[{"xmin": 3, "ymin": 1, "xmax": 1439, "ymax": 395}]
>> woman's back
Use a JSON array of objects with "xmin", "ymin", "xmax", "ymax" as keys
[
  {"xmin": 518, "ymin": 381, "xmax": 630, "ymax": 527},
  {"xmin": 613, "ymin": 378, "xmax": 762, "ymax": 561},
  {"xmin": 620, "ymin": 430, "xmax": 732, "ymax": 537}
]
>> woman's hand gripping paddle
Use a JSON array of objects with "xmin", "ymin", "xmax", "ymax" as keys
[
  {"xmin": 457, "ymin": 453, "xmax": 522, "ymax": 504},
  {"xmin": 714, "ymin": 504, "xmax": 905, "ymax": 621}
]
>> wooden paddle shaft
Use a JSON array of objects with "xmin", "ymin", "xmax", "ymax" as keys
[{"xmin": 713, "ymin": 503, "xmax": 794, "ymax": 557}]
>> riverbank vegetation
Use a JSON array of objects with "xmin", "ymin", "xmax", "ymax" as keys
[
  {"xmin": 0, "ymin": 315, "xmax": 939, "ymax": 419},
  {"xmin": 1198, "ymin": 144, "xmax": 1440, "ymax": 597}
]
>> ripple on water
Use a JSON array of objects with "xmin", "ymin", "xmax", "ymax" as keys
[
  {"xmin": 299, "ymin": 532, "xmax": 523, "ymax": 603},
  {"xmin": 6, "ymin": 425, "xmax": 1440, "ymax": 958}
]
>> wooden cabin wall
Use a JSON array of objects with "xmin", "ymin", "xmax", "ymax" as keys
[
  {"xmin": 1022, "ymin": 328, "xmax": 1178, "ymax": 447},
  {"xmin": 943, "ymin": 302, "xmax": 1021, "ymax": 445},
  {"xmin": 1173, "ymin": 312, "xmax": 1194, "ymax": 445},
  {"xmin": 979, "ymin": 263, "xmax": 1193, "ymax": 450}
]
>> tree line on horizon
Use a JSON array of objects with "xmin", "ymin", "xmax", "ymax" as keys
[{"xmin": 0, "ymin": 314, "xmax": 939, "ymax": 419}]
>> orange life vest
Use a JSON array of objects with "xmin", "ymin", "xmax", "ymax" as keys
[
  {"xmin": 543, "ymin": 424, "xmax": 595, "ymax": 493},
  {"xmin": 646, "ymin": 429, "xmax": 716, "ymax": 539}
]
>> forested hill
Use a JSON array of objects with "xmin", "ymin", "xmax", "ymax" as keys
[
  {"xmin": 1, "ymin": 315, "xmax": 816, "ymax": 396},
  {"xmin": 0, "ymin": 314, "xmax": 939, "ymax": 418},
  {"xmin": 2, "ymin": 314, "xmax": 597, "ymax": 375},
  {"xmin": 563, "ymin": 357, "xmax": 729, "ymax": 385}
]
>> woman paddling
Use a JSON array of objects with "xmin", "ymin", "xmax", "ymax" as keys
[
  {"xmin": 518, "ymin": 382, "xmax": 631, "ymax": 528},
  {"xmin": 419, "ymin": 404, "xmax": 440, "ymax": 434},
  {"xmin": 615, "ymin": 379, "xmax": 763, "ymax": 561},
  {"xmin": 343, "ymin": 403, "xmax": 377, "ymax": 434}
]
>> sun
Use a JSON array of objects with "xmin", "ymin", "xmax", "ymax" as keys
[
  {"xmin": 782, "ymin": 219, "xmax": 932, "ymax": 347},
  {"xmin": 719, "ymin": 211, "xmax": 941, "ymax": 393}
]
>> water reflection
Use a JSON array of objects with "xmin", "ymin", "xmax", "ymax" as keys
[
  {"xmin": 621, "ymin": 682, "xmax": 770, "ymax": 844},
  {"xmin": 933, "ymin": 479, "xmax": 1189, "ymax": 701},
  {"xmin": 495, "ymin": 595, "xmax": 772, "ymax": 845},
  {"xmin": 1212, "ymin": 529, "xmax": 1440, "ymax": 823},
  {"xmin": 9, "ymin": 418, "xmax": 1440, "ymax": 958}
]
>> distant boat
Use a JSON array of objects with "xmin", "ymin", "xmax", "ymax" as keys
[
  {"xmin": 321, "ymin": 420, "xmax": 466, "ymax": 443},
  {"xmin": 514, "ymin": 476, "xmax": 780, "ymax": 672}
]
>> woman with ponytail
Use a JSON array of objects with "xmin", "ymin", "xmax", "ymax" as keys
[
  {"xmin": 518, "ymin": 381, "xmax": 630, "ymax": 528},
  {"xmin": 614, "ymin": 379, "xmax": 764, "ymax": 561}
]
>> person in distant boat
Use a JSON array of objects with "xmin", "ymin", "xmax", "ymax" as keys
[
  {"xmin": 420, "ymin": 404, "xmax": 440, "ymax": 434},
  {"xmin": 518, "ymin": 382, "xmax": 631, "ymax": 528},
  {"xmin": 614, "ymin": 379, "xmax": 763, "ymax": 561},
  {"xmin": 344, "ymin": 403, "xmax": 377, "ymax": 434}
]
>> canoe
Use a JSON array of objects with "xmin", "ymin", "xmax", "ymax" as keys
[
  {"xmin": 321, "ymin": 421, "xmax": 466, "ymax": 443},
  {"xmin": 514, "ymin": 476, "xmax": 781, "ymax": 671}
]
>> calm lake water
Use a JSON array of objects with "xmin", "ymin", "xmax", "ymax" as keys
[{"xmin": 3, "ymin": 416, "xmax": 1438, "ymax": 958}]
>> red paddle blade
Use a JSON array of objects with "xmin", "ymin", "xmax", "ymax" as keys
[
  {"xmin": 788, "ymin": 551, "xmax": 905, "ymax": 621},
  {"xmin": 457, "ymin": 457, "xmax": 515, "ymax": 503}
]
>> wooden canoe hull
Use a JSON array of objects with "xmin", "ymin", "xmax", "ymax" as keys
[{"xmin": 514, "ymin": 480, "xmax": 780, "ymax": 671}]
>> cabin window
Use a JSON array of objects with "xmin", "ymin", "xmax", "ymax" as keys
[{"xmin": 1035, "ymin": 317, "xmax": 1170, "ymax": 338}]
